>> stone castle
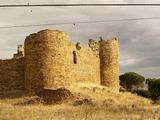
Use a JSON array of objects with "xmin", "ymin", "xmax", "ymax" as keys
[{"xmin": 0, "ymin": 29, "xmax": 119, "ymax": 95}]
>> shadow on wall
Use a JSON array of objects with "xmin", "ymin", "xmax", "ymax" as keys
[{"xmin": 0, "ymin": 90, "xmax": 25, "ymax": 99}]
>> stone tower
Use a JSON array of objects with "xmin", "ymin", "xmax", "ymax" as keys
[
  {"xmin": 99, "ymin": 38, "xmax": 119, "ymax": 92},
  {"xmin": 24, "ymin": 29, "xmax": 71, "ymax": 94}
]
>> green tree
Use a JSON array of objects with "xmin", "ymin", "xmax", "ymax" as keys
[
  {"xmin": 119, "ymin": 72, "xmax": 145, "ymax": 91},
  {"xmin": 147, "ymin": 78, "xmax": 160, "ymax": 100}
]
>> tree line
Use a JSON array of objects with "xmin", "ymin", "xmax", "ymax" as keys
[{"xmin": 119, "ymin": 72, "xmax": 160, "ymax": 101}]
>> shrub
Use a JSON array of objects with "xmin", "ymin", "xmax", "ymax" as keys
[
  {"xmin": 132, "ymin": 89, "xmax": 151, "ymax": 98},
  {"xmin": 147, "ymin": 78, "xmax": 160, "ymax": 100},
  {"xmin": 119, "ymin": 72, "xmax": 145, "ymax": 91}
]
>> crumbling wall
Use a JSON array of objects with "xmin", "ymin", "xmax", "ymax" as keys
[
  {"xmin": 25, "ymin": 29, "xmax": 71, "ymax": 94},
  {"xmin": 0, "ymin": 58, "xmax": 25, "ymax": 91},
  {"xmin": 13, "ymin": 45, "xmax": 24, "ymax": 58},
  {"xmin": 88, "ymin": 39, "xmax": 99, "ymax": 55},
  {"xmin": 0, "ymin": 28, "xmax": 120, "ymax": 95},
  {"xmin": 99, "ymin": 38, "xmax": 119, "ymax": 91},
  {"xmin": 69, "ymin": 42, "xmax": 100, "ymax": 85}
]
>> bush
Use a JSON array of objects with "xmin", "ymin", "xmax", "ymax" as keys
[
  {"xmin": 132, "ymin": 89, "xmax": 151, "ymax": 98},
  {"xmin": 147, "ymin": 78, "xmax": 160, "ymax": 100},
  {"xmin": 119, "ymin": 72, "xmax": 145, "ymax": 91}
]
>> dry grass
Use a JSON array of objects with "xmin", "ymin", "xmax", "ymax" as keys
[{"xmin": 0, "ymin": 85, "xmax": 160, "ymax": 120}]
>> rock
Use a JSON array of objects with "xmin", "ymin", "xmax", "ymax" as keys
[
  {"xmin": 119, "ymin": 86, "xmax": 127, "ymax": 92},
  {"xmin": 38, "ymin": 88, "xmax": 73, "ymax": 104},
  {"xmin": 73, "ymin": 98, "xmax": 95, "ymax": 106}
]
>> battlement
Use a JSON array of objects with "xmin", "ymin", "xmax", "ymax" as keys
[{"xmin": 99, "ymin": 37, "xmax": 118, "ymax": 43}]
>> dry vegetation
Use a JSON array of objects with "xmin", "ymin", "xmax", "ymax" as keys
[{"xmin": 0, "ymin": 84, "xmax": 160, "ymax": 120}]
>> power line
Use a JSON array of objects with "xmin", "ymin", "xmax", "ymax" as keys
[
  {"xmin": 1, "ymin": 3, "xmax": 160, "ymax": 7},
  {"xmin": 0, "ymin": 16, "xmax": 160, "ymax": 29}
]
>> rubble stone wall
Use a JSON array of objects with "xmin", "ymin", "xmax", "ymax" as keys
[
  {"xmin": 0, "ymin": 58, "xmax": 25, "ymax": 92},
  {"xmin": 24, "ymin": 29, "xmax": 71, "ymax": 94},
  {"xmin": 99, "ymin": 38, "xmax": 119, "ymax": 91},
  {"xmin": 0, "ymin": 29, "xmax": 120, "ymax": 94},
  {"xmin": 69, "ymin": 44, "xmax": 100, "ymax": 84}
]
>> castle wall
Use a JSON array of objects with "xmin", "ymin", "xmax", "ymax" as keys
[
  {"xmin": 69, "ymin": 44, "xmax": 100, "ymax": 85},
  {"xmin": 0, "ymin": 29, "xmax": 120, "ymax": 94},
  {"xmin": 99, "ymin": 38, "xmax": 119, "ymax": 91},
  {"xmin": 0, "ymin": 58, "xmax": 25, "ymax": 92},
  {"xmin": 24, "ymin": 29, "xmax": 71, "ymax": 94}
]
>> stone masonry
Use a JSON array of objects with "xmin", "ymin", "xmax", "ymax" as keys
[
  {"xmin": 25, "ymin": 30, "xmax": 71, "ymax": 94},
  {"xmin": 0, "ymin": 58, "xmax": 25, "ymax": 91},
  {"xmin": 0, "ymin": 29, "xmax": 120, "ymax": 94},
  {"xmin": 99, "ymin": 38, "xmax": 119, "ymax": 91}
]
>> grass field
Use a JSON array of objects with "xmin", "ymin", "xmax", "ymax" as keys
[{"xmin": 0, "ymin": 85, "xmax": 160, "ymax": 120}]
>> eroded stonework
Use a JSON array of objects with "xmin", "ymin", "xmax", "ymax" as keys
[{"xmin": 0, "ymin": 29, "xmax": 120, "ymax": 94}]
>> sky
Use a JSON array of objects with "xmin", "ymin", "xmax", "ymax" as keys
[{"xmin": 0, "ymin": 0, "xmax": 160, "ymax": 78}]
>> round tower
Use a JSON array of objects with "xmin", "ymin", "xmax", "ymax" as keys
[
  {"xmin": 24, "ymin": 29, "xmax": 70, "ymax": 94},
  {"xmin": 99, "ymin": 38, "xmax": 119, "ymax": 92}
]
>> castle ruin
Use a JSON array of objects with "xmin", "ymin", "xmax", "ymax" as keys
[{"xmin": 0, "ymin": 29, "xmax": 119, "ymax": 95}]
